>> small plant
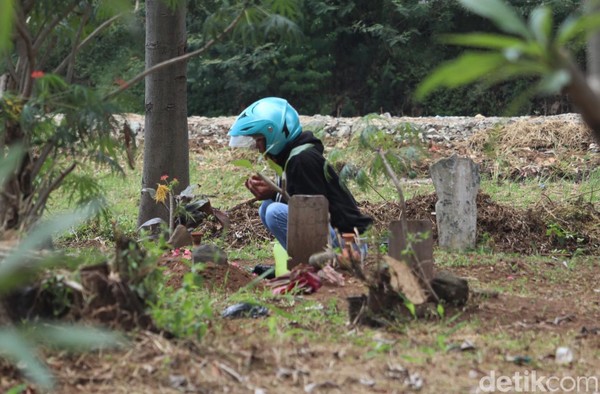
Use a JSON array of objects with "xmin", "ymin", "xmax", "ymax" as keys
[
  {"xmin": 142, "ymin": 175, "xmax": 180, "ymax": 234},
  {"xmin": 141, "ymin": 175, "xmax": 227, "ymax": 236},
  {"xmin": 331, "ymin": 116, "xmax": 425, "ymax": 208},
  {"xmin": 149, "ymin": 272, "xmax": 212, "ymax": 340},
  {"xmin": 0, "ymin": 200, "xmax": 123, "ymax": 388},
  {"xmin": 415, "ymin": 0, "xmax": 600, "ymax": 144},
  {"xmin": 232, "ymin": 149, "xmax": 296, "ymax": 201},
  {"xmin": 546, "ymin": 222, "xmax": 575, "ymax": 247},
  {"xmin": 477, "ymin": 231, "xmax": 495, "ymax": 254}
]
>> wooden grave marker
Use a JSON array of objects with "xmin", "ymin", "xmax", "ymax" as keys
[
  {"xmin": 388, "ymin": 219, "xmax": 435, "ymax": 286},
  {"xmin": 287, "ymin": 195, "xmax": 329, "ymax": 269}
]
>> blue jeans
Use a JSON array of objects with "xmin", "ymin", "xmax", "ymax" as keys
[{"xmin": 258, "ymin": 200, "xmax": 366, "ymax": 257}]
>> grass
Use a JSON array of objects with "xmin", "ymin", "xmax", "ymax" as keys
[
  {"xmin": 482, "ymin": 175, "xmax": 600, "ymax": 209},
  {"xmin": 227, "ymin": 242, "xmax": 274, "ymax": 261}
]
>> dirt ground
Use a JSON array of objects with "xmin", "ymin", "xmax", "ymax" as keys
[
  {"xmin": 3, "ymin": 255, "xmax": 593, "ymax": 394},
  {"xmin": 2, "ymin": 115, "xmax": 600, "ymax": 394}
]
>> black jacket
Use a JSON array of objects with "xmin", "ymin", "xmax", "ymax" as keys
[{"xmin": 272, "ymin": 131, "xmax": 373, "ymax": 234}]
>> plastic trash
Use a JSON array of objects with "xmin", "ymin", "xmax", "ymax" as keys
[
  {"xmin": 221, "ymin": 302, "xmax": 269, "ymax": 319},
  {"xmin": 268, "ymin": 266, "xmax": 322, "ymax": 295},
  {"xmin": 555, "ymin": 347, "xmax": 574, "ymax": 364},
  {"xmin": 273, "ymin": 241, "xmax": 290, "ymax": 277},
  {"xmin": 252, "ymin": 264, "xmax": 276, "ymax": 279}
]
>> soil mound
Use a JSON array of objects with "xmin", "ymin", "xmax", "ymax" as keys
[
  {"xmin": 361, "ymin": 192, "xmax": 599, "ymax": 255},
  {"xmin": 196, "ymin": 193, "xmax": 599, "ymax": 256},
  {"xmin": 158, "ymin": 256, "xmax": 259, "ymax": 292}
]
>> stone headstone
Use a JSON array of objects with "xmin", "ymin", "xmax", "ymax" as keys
[
  {"xmin": 430, "ymin": 155, "xmax": 480, "ymax": 251},
  {"xmin": 430, "ymin": 270, "xmax": 469, "ymax": 306},
  {"xmin": 167, "ymin": 224, "xmax": 192, "ymax": 249},
  {"xmin": 192, "ymin": 244, "xmax": 227, "ymax": 265}
]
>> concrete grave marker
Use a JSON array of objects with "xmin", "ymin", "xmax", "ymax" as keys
[{"xmin": 430, "ymin": 154, "xmax": 480, "ymax": 251}]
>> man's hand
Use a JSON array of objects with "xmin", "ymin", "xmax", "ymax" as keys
[{"xmin": 245, "ymin": 175, "xmax": 276, "ymax": 200}]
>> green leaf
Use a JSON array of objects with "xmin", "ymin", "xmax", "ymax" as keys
[
  {"xmin": 0, "ymin": 207, "xmax": 95, "ymax": 292},
  {"xmin": 0, "ymin": 0, "xmax": 14, "ymax": 52},
  {"xmin": 0, "ymin": 329, "xmax": 54, "ymax": 388},
  {"xmin": 266, "ymin": 0, "xmax": 301, "ymax": 19},
  {"xmin": 528, "ymin": 6, "xmax": 553, "ymax": 47},
  {"xmin": 480, "ymin": 60, "xmax": 550, "ymax": 86},
  {"xmin": 231, "ymin": 159, "xmax": 254, "ymax": 170},
  {"xmin": 442, "ymin": 33, "xmax": 540, "ymax": 56},
  {"xmin": 141, "ymin": 188, "xmax": 157, "ymax": 199},
  {"xmin": 326, "ymin": 148, "xmax": 344, "ymax": 165},
  {"xmin": 536, "ymin": 69, "xmax": 571, "ymax": 94},
  {"xmin": 287, "ymin": 143, "xmax": 314, "ymax": 161},
  {"xmin": 283, "ymin": 143, "xmax": 314, "ymax": 173},
  {"xmin": 323, "ymin": 161, "xmax": 333, "ymax": 183},
  {"xmin": 415, "ymin": 52, "xmax": 506, "ymax": 100},
  {"xmin": 97, "ymin": 0, "xmax": 133, "ymax": 18},
  {"xmin": 6, "ymin": 384, "xmax": 27, "ymax": 394},
  {"xmin": 370, "ymin": 154, "xmax": 385, "ymax": 180},
  {"xmin": 459, "ymin": 0, "xmax": 532, "ymax": 39},
  {"xmin": 556, "ymin": 13, "xmax": 600, "ymax": 45},
  {"xmin": 437, "ymin": 303, "xmax": 445, "ymax": 319},
  {"xmin": 403, "ymin": 298, "xmax": 416, "ymax": 318},
  {"xmin": 267, "ymin": 158, "xmax": 283, "ymax": 176},
  {"xmin": 355, "ymin": 169, "xmax": 370, "ymax": 191},
  {"xmin": 30, "ymin": 324, "xmax": 126, "ymax": 351}
]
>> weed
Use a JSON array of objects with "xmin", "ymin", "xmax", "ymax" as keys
[
  {"xmin": 149, "ymin": 273, "xmax": 212, "ymax": 340},
  {"xmin": 227, "ymin": 243, "xmax": 274, "ymax": 261},
  {"xmin": 436, "ymin": 304, "xmax": 445, "ymax": 319},
  {"xmin": 476, "ymin": 232, "xmax": 495, "ymax": 254}
]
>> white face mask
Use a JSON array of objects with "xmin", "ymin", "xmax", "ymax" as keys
[{"xmin": 229, "ymin": 135, "xmax": 257, "ymax": 149}]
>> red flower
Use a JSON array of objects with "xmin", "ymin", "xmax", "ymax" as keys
[
  {"xmin": 160, "ymin": 175, "xmax": 169, "ymax": 181},
  {"xmin": 31, "ymin": 70, "xmax": 45, "ymax": 79}
]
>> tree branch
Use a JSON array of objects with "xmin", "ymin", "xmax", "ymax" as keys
[
  {"xmin": 2, "ymin": 57, "xmax": 19, "ymax": 91},
  {"xmin": 29, "ymin": 142, "xmax": 53, "ymax": 181},
  {"xmin": 103, "ymin": 6, "xmax": 247, "ymax": 101},
  {"xmin": 14, "ymin": 13, "xmax": 35, "ymax": 97},
  {"xmin": 36, "ymin": 34, "xmax": 57, "ymax": 73},
  {"xmin": 66, "ymin": 5, "xmax": 92, "ymax": 83},
  {"xmin": 377, "ymin": 150, "xmax": 406, "ymax": 212},
  {"xmin": 560, "ymin": 50, "xmax": 600, "ymax": 143},
  {"xmin": 256, "ymin": 172, "xmax": 290, "ymax": 201},
  {"xmin": 53, "ymin": 13, "xmax": 123, "ymax": 75},
  {"xmin": 30, "ymin": 162, "xmax": 77, "ymax": 222},
  {"xmin": 377, "ymin": 151, "xmax": 438, "ymax": 301},
  {"xmin": 32, "ymin": 0, "xmax": 79, "ymax": 53}
]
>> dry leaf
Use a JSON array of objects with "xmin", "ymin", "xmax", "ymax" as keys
[{"xmin": 383, "ymin": 256, "xmax": 427, "ymax": 305}]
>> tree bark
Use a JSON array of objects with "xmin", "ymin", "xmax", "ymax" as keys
[
  {"xmin": 587, "ymin": 0, "xmax": 600, "ymax": 95},
  {"xmin": 138, "ymin": 0, "xmax": 189, "ymax": 227}
]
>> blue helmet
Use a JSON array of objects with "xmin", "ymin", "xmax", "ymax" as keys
[{"xmin": 228, "ymin": 97, "xmax": 302, "ymax": 155}]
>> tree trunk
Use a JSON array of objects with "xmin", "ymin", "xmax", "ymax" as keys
[
  {"xmin": 587, "ymin": 0, "xmax": 600, "ymax": 95},
  {"xmin": 138, "ymin": 0, "xmax": 189, "ymax": 227}
]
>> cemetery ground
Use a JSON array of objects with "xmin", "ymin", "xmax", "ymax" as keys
[{"xmin": 1, "ymin": 114, "xmax": 600, "ymax": 393}]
